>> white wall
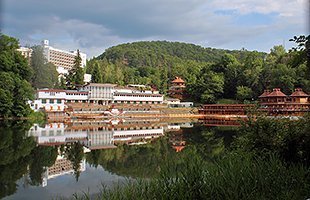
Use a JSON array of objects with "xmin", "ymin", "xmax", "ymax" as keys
[{"xmin": 113, "ymin": 93, "xmax": 163, "ymax": 102}]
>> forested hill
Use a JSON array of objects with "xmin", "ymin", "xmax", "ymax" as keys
[
  {"xmin": 88, "ymin": 38, "xmax": 308, "ymax": 103},
  {"xmin": 96, "ymin": 41, "xmax": 265, "ymax": 67}
]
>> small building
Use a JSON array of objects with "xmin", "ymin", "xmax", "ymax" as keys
[
  {"xmin": 168, "ymin": 76, "xmax": 187, "ymax": 100},
  {"xmin": 262, "ymin": 88, "xmax": 287, "ymax": 104},
  {"xmin": 259, "ymin": 88, "xmax": 310, "ymax": 116},
  {"xmin": 290, "ymin": 88, "xmax": 309, "ymax": 103}
]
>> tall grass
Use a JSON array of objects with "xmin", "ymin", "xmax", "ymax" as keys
[{"xmin": 73, "ymin": 151, "xmax": 310, "ymax": 200}]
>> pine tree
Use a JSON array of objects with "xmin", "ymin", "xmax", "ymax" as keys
[
  {"xmin": 66, "ymin": 49, "xmax": 84, "ymax": 89},
  {"xmin": 91, "ymin": 61, "xmax": 103, "ymax": 83}
]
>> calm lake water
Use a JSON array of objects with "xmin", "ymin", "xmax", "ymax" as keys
[{"xmin": 1, "ymin": 118, "xmax": 238, "ymax": 199}]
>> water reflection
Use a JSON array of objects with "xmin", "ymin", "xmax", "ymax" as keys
[
  {"xmin": 41, "ymin": 153, "xmax": 86, "ymax": 187},
  {"xmin": 2, "ymin": 118, "xmax": 237, "ymax": 199}
]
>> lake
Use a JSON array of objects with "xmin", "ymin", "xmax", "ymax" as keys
[{"xmin": 0, "ymin": 118, "xmax": 238, "ymax": 199}]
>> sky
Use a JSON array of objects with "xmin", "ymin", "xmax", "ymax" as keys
[{"xmin": 1, "ymin": 0, "xmax": 309, "ymax": 58}]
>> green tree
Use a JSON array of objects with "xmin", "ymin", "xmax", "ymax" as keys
[
  {"xmin": 28, "ymin": 146, "xmax": 58, "ymax": 186},
  {"xmin": 91, "ymin": 61, "xmax": 103, "ymax": 83},
  {"xmin": 188, "ymin": 66, "xmax": 224, "ymax": 103},
  {"xmin": 289, "ymin": 35, "xmax": 309, "ymax": 76},
  {"xmin": 66, "ymin": 50, "xmax": 84, "ymax": 88},
  {"xmin": 65, "ymin": 142, "xmax": 84, "ymax": 181},
  {"xmin": 0, "ymin": 121, "xmax": 36, "ymax": 198},
  {"xmin": 236, "ymin": 86, "xmax": 253, "ymax": 101},
  {"xmin": 0, "ymin": 33, "xmax": 34, "ymax": 118},
  {"xmin": 31, "ymin": 45, "xmax": 58, "ymax": 88}
]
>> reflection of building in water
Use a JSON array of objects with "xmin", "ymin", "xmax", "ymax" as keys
[
  {"xmin": 28, "ymin": 123, "xmax": 88, "ymax": 146},
  {"xmin": 88, "ymin": 129, "xmax": 115, "ymax": 150},
  {"xmin": 28, "ymin": 119, "xmax": 165, "ymax": 147},
  {"xmin": 42, "ymin": 155, "xmax": 86, "ymax": 187},
  {"xmin": 199, "ymin": 117, "xmax": 242, "ymax": 127},
  {"xmin": 113, "ymin": 125, "xmax": 164, "ymax": 143},
  {"xmin": 168, "ymin": 125, "xmax": 186, "ymax": 153}
]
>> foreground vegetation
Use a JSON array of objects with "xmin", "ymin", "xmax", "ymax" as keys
[
  {"xmin": 74, "ymin": 115, "xmax": 310, "ymax": 200},
  {"xmin": 91, "ymin": 152, "xmax": 309, "ymax": 200}
]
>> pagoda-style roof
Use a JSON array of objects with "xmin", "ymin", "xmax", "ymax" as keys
[
  {"xmin": 259, "ymin": 90, "xmax": 271, "ymax": 98},
  {"xmin": 267, "ymin": 88, "xmax": 287, "ymax": 97},
  {"xmin": 172, "ymin": 76, "xmax": 185, "ymax": 83},
  {"xmin": 290, "ymin": 88, "xmax": 309, "ymax": 97},
  {"xmin": 172, "ymin": 145, "xmax": 185, "ymax": 152}
]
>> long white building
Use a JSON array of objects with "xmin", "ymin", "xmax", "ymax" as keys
[
  {"xmin": 29, "ymin": 84, "xmax": 164, "ymax": 112},
  {"xmin": 29, "ymin": 89, "xmax": 89, "ymax": 112}
]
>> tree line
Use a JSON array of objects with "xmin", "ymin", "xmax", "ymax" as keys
[
  {"xmin": 0, "ymin": 33, "xmax": 309, "ymax": 118},
  {"xmin": 89, "ymin": 39, "xmax": 309, "ymax": 103}
]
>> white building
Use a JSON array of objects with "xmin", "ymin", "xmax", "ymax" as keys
[
  {"xmin": 29, "ymin": 89, "xmax": 89, "ymax": 112},
  {"xmin": 82, "ymin": 83, "xmax": 116, "ymax": 104},
  {"xmin": 112, "ymin": 85, "xmax": 163, "ymax": 104},
  {"xmin": 29, "ymin": 83, "xmax": 165, "ymax": 112},
  {"xmin": 41, "ymin": 40, "xmax": 87, "ymax": 75},
  {"xmin": 17, "ymin": 47, "xmax": 32, "ymax": 63}
]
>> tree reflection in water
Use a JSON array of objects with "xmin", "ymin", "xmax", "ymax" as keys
[{"xmin": 0, "ymin": 119, "xmax": 253, "ymax": 199}]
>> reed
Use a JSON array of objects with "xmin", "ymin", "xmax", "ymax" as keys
[{"xmin": 73, "ymin": 151, "xmax": 310, "ymax": 200}]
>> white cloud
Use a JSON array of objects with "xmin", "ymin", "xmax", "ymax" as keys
[
  {"xmin": 2, "ymin": 0, "xmax": 308, "ymax": 57},
  {"xmin": 209, "ymin": 0, "xmax": 307, "ymax": 16}
]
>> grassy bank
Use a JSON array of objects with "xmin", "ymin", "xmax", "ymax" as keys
[{"xmin": 72, "ymin": 151, "xmax": 310, "ymax": 200}]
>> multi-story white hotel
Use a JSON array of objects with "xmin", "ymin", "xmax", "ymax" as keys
[{"xmin": 41, "ymin": 40, "xmax": 87, "ymax": 75}]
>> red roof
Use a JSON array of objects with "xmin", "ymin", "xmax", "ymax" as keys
[
  {"xmin": 290, "ymin": 88, "xmax": 309, "ymax": 97},
  {"xmin": 172, "ymin": 145, "xmax": 185, "ymax": 152},
  {"xmin": 38, "ymin": 89, "xmax": 66, "ymax": 92},
  {"xmin": 259, "ymin": 90, "xmax": 271, "ymax": 98},
  {"xmin": 267, "ymin": 88, "xmax": 287, "ymax": 97},
  {"xmin": 172, "ymin": 76, "xmax": 185, "ymax": 83}
]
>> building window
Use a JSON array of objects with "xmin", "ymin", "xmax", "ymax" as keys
[
  {"xmin": 57, "ymin": 99, "xmax": 61, "ymax": 104},
  {"xmin": 42, "ymin": 99, "xmax": 46, "ymax": 104},
  {"xmin": 50, "ymin": 99, "xmax": 54, "ymax": 104}
]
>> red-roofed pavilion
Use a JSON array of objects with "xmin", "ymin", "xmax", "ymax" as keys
[
  {"xmin": 290, "ymin": 88, "xmax": 309, "ymax": 103},
  {"xmin": 168, "ymin": 76, "xmax": 187, "ymax": 100}
]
